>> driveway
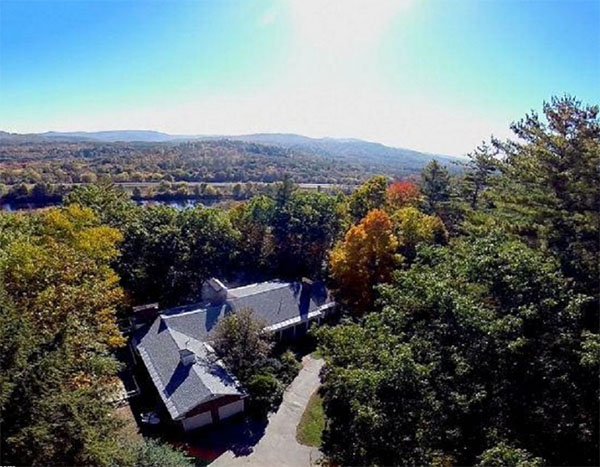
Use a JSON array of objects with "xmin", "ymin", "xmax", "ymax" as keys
[{"xmin": 211, "ymin": 355, "xmax": 325, "ymax": 467}]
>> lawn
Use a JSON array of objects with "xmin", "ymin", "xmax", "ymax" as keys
[{"xmin": 296, "ymin": 390, "xmax": 325, "ymax": 447}]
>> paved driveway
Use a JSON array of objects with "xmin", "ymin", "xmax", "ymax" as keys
[{"xmin": 211, "ymin": 355, "xmax": 324, "ymax": 467}]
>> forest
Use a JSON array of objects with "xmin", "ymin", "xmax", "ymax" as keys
[
  {"xmin": 0, "ymin": 97, "xmax": 598, "ymax": 466},
  {"xmin": 0, "ymin": 137, "xmax": 452, "ymax": 190}
]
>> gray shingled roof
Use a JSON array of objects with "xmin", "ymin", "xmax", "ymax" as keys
[
  {"xmin": 135, "ymin": 280, "xmax": 333, "ymax": 420},
  {"xmin": 136, "ymin": 307, "xmax": 242, "ymax": 420},
  {"xmin": 226, "ymin": 281, "xmax": 331, "ymax": 327}
]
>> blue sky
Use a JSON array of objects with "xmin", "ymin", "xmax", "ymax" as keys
[{"xmin": 1, "ymin": 0, "xmax": 598, "ymax": 155}]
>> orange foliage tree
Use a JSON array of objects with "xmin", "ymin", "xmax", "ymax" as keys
[
  {"xmin": 329, "ymin": 209, "xmax": 401, "ymax": 315},
  {"xmin": 386, "ymin": 180, "xmax": 421, "ymax": 210}
]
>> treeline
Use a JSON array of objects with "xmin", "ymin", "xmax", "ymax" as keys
[
  {"xmin": 0, "ymin": 138, "xmax": 412, "ymax": 185},
  {"xmin": 315, "ymin": 96, "xmax": 599, "ymax": 466},
  {"xmin": 0, "ymin": 180, "xmax": 314, "ymax": 206},
  {"xmin": 62, "ymin": 177, "xmax": 349, "ymax": 306}
]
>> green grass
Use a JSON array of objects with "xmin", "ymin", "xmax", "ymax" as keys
[{"xmin": 296, "ymin": 390, "xmax": 325, "ymax": 447}]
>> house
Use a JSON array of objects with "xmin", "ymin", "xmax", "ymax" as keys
[{"xmin": 134, "ymin": 278, "xmax": 335, "ymax": 431}]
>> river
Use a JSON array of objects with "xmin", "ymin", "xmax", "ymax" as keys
[{"xmin": 1, "ymin": 198, "xmax": 221, "ymax": 212}]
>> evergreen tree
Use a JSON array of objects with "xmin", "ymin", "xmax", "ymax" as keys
[
  {"xmin": 490, "ymin": 96, "xmax": 599, "ymax": 295},
  {"xmin": 420, "ymin": 160, "xmax": 450, "ymax": 213}
]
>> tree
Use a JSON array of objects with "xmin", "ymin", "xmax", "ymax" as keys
[
  {"xmin": 114, "ymin": 205, "xmax": 238, "ymax": 305},
  {"xmin": 212, "ymin": 308, "xmax": 273, "ymax": 381},
  {"xmin": 420, "ymin": 160, "xmax": 450, "ymax": 213},
  {"xmin": 329, "ymin": 209, "xmax": 400, "ymax": 314},
  {"xmin": 175, "ymin": 207, "xmax": 239, "ymax": 300},
  {"xmin": 391, "ymin": 207, "xmax": 448, "ymax": 261},
  {"xmin": 462, "ymin": 143, "xmax": 498, "ymax": 210},
  {"xmin": 231, "ymin": 188, "xmax": 347, "ymax": 280},
  {"xmin": 0, "ymin": 205, "xmax": 127, "ymax": 466},
  {"xmin": 477, "ymin": 443, "xmax": 543, "ymax": 467},
  {"xmin": 386, "ymin": 180, "xmax": 421, "ymax": 210},
  {"xmin": 64, "ymin": 181, "xmax": 135, "ymax": 229},
  {"xmin": 125, "ymin": 439, "xmax": 193, "ymax": 467},
  {"xmin": 0, "ymin": 283, "xmax": 29, "ymax": 413},
  {"xmin": 229, "ymin": 196, "xmax": 277, "ymax": 278},
  {"xmin": 490, "ymin": 96, "xmax": 599, "ymax": 295},
  {"xmin": 348, "ymin": 176, "xmax": 388, "ymax": 222},
  {"xmin": 276, "ymin": 174, "xmax": 295, "ymax": 208},
  {"xmin": 211, "ymin": 308, "xmax": 289, "ymax": 416},
  {"xmin": 317, "ymin": 234, "xmax": 598, "ymax": 466},
  {"xmin": 274, "ymin": 191, "xmax": 348, "ymax": 278},
  {"xmin": 245, "ymin": 373, "xmax": 284, "ymax": 415}
]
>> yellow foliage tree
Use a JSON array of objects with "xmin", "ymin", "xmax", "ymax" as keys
[
  {"xmin": 391, "ymin": 207, "xmax": 448, "ymax": 260},
  {"xmin": 329, "ymin": 209, "xmax": 401, "ymax": 315}
]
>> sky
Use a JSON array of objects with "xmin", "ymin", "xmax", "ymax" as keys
[{"xmin": 0, "ymin": 0, "xmax": 598, "ymax": 155}]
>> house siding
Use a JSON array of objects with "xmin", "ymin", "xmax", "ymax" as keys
[{"xmin": 180, "ymin": 394, "xmax": 245, "ymax": 431}]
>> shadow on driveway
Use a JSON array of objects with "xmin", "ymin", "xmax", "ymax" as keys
[{"xmin": 173, "ymin": 416, "xmax": 268, "ymax": 463}]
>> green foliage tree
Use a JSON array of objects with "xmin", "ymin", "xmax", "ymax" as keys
[
  {"xmin": 64, "ymin": 181, "xmax": 136, "ymax": 229},
  {"xmin": 462, "ymin": 142, "xmax": 498, "ymax": 210},
  {"xmin": 420, "ymin": 160, "xmax": 451, "ymax": 214},
  {"xmin": 230, "ymin": 186, "xmax": 347, "ymax": 281},
  {"xmin": 229, "ymin": 195, "xmax": 277, "ymax": 278},
  {"xmin": 477, "ymin": 442, "xmax": 543, "ymax": 467},
  {"xmin": 212, "ymin": 308, "xmax": 273, "ymax": 381},
  {"xmin": 390, "ymin": 206, "xmax": 448, "ymax": 261},
  {"xmin": 211, "ymin": 307, "xmax": 293, "ymax": 416},
  {"xmin": 490, "ymin": 96, "xmax": 599, "ymax": 295},
  {"xmin": 0, "ymin": 206, "xmax": 127, "ymax": 466},
  {"xmin": 348, "ymin": 175, "xmax": 388, "ymax": 221},
  {"xmin": 245, "ymin": 373, "xmax": 284, "ymax": 415},
  {"xmin": 124, "ymin": 439, "xmax": 194, "ymax": 467},
  {"xmin": 317, "ymin": 234, "xmax": 598, "ymax": 466}
]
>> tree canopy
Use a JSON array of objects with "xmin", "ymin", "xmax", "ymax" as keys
[{"xmin": 317, "ymin": 96, "xmax": 599, "ymax": 466}]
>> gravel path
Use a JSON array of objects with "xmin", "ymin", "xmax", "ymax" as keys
[{"xmin": 211, "ymin": 355, "xmax": 324, "ymax": 467}]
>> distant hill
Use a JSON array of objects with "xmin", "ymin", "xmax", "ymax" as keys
[
  {"xmin": 43, "ymin": 130, "xmax": 177, "ymax": 142},
  {"xmin": 0, "ymin": 130, "xmax": 177, "ymax": 143},
  {"xmin": 220, "ymin": 133, "xmax": 461, "ymax": 171},
  {"xmin": 0, "ymin": 130, "xmax": 462, "ymax": 173}
]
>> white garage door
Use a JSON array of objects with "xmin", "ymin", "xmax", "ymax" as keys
[
  {"xmin": 218, "ymin": 399, "xmax": 244, "ymax": 420},
  {"xmin": 181, "ymin": 410, "xmax": 212, "ymax": 431}
]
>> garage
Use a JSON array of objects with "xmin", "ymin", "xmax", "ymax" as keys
[
  {"xmin": 181, "ymin": 410, "xmax": 212, "ymax": 431},
  {"xmin": 218, "ymin": 399, "xmax": 244, "ymax": 420}
]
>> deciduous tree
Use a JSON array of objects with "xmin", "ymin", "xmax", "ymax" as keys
[
  {"xmin": 348, "ymin": 175, "xmax": 388, "ymax": 222},
  {"xmin": 329, "ymin": 209, "xmax": 400, "ymax": 314},
  {"xmin": 386, "ymin": 180, "xmax": 421, "ymax": 209}
]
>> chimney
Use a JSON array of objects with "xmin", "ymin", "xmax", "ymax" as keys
[
  {"xmin": 300, "ymin": 278, "xmax": 313, "ymax": 314},
  {"xmin": 131, "ymin": 303, "xmax": 160, "ymax": 328},
  {"xmin": 202, "ymin": 278, "xmax": 228, "ymax": 305},
  {"xmin": 179, "ymin": 348, "xmax": 196, "ymax": 366}
]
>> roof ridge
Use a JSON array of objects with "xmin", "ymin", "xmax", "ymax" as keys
[
  {"xmin": 162, "ymin": 307, "xmax": 207, "ymax": 319},
  {"xmin": 227, "ymin": 282, "xmax": 293, "ymax": 300}
]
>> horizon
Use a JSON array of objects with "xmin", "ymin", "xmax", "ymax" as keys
[
  {"xmin": 0, "ymin": 128, "xmax": 461, "ymax": 156},
  {"xmin": 1, "ymin": 0, "xmax": 598, "ymax": 156}
]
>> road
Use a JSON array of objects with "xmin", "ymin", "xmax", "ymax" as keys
[{"xmin": 211, "ymin": 355, "xmax": 324, "ymax": 467}]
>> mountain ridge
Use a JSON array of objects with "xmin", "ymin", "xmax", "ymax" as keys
[{"xmin": 0, "ymin": 129, "xmax": 461, "ymax": 159}]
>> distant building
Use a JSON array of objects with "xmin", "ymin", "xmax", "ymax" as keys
[{"xmin": 133, "ymin": 278, "xmax": 335, "ymax": 431}]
